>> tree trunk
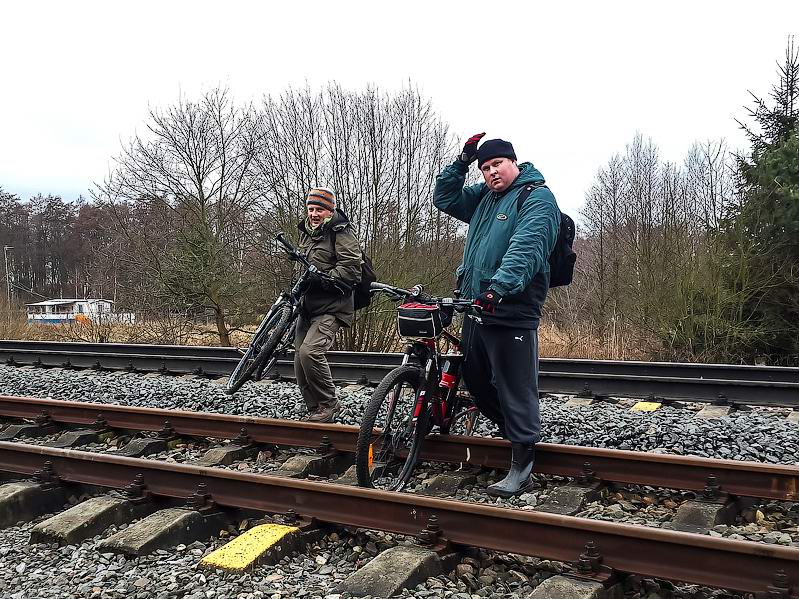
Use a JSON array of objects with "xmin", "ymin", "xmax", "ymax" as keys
[{"xmin": 215, "ymin": 306, "xmax": 231, "ymax": 346}]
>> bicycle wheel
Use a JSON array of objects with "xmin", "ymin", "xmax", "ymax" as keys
[
  {"xmin": 447, "ymin": 404, "xmax": 480, "ymax": 436},
  {"xmin": 226, "ymin": 302, "xmax": 293, "ymax": 394},
  {"xmin": 356, "ymin": 365, "xmax": 430, "ymax": 491}
]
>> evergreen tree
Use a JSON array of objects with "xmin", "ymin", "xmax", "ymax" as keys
[{"xmin": 721, "ymin": 38, "xmax": 799, "ymax": 361}]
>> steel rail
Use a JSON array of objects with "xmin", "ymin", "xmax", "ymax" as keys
[
  {"xmin": 4, "ymin": 340, "xmax": 799, "ymax": 383},
  {"xmin": 1, "ymin": 395, "xmax": 796, "ymax": 501},
  {"xmin": 0, "ymin": 441, "xmax": 797, "ymax": 596},
  {"xmin": 0, "ymin": 340, "xmax": 234, "ymax": 359}
]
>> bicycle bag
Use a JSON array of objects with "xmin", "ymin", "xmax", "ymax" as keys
[{"xmin": 397, "ymin": 303, "xmax": 443, "ymax": 339}]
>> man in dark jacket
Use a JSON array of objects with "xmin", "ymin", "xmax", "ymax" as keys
[
  {"xmin": 433, "ymin": 134, "xmax": 560, "ymax": 497},
  {"xmin": 296, "ymin": 186, "xmax": 362, "ymax": 422}
]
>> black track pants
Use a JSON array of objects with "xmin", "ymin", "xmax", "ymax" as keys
[{"xmin": 462, "ymin": 318, "xmax": 541, "ymax": 444}]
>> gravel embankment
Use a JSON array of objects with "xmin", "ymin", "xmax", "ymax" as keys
[
  {"xmin": 1, "ymin": 364, "xmax": 796, "ymax": 465},
  {"xmin": 0, "ymin": 365, "xmax": 797, "ymax": 598}
]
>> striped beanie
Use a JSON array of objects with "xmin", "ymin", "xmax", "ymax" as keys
[{"xmin": 306, "ymin": 186, "xmax": 336, "ymax": 211}]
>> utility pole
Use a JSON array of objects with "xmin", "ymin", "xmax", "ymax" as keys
[{"xmin": 3, "ymin": 246, "xmax": 13, "ymax": 324}]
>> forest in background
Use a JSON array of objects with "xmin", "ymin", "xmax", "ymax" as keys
[{"xmin": 1, "ymin": 42, "xmax": 797, "ymax": 364}]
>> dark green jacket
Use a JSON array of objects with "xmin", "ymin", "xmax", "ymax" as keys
[
  {"xmin": 433, "ymin": 161, "xmax": 560, "ymax": 328},
  {"xmin": 297, "ymin": 209, "xmax": 362, "ymax": 327}
]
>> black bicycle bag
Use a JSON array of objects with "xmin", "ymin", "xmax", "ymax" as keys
[{"xmin": 397, "ymin": 303, "xmax": 443, "ymax": 339}]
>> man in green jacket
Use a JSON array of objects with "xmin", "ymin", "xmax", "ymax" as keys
[
  {"xmin": 433, "ymin": 134, "xmax": 560, "ymax": 497},
  {"xmin": 296, "ymin": 186, "xmax": 362, "ymax": 422}
]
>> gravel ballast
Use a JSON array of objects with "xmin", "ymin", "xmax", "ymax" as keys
[
  {"xmin": 0, "ymin": 364, "xmax": 797, "ymax": 598},
  {"xmin": 0, "ymin": 365, "xmax": 796, "ymax": 466}
]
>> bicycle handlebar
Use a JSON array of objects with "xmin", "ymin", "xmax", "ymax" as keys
[
  {"xmin": 276, "ymin": 233, "xmax": 305, "ymax": 263},
  {"xmin": 370, "ymin": 282, "xmax": 481, "ymax": 313},
  {"xmin": 276, "ymin": 233, "xmax": 351, "ymax": 296}
]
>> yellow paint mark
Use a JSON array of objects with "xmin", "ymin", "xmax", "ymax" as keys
[
  {"xmin": 631, "ymin": 401, "xmax": 662, "ymax": 412},
  {"xmin": 368, "ymin": 444, "xmax": 374, "ymax": 469},
  {"xmin": 200, "ymin": 524, "xmax": 298, "ymax": 571}
]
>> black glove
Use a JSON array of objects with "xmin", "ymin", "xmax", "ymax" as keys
[
  {"xmin": 474, "ymin": 289, "xmax": 502, "ymax": 314},
  {"xmin": 305, "ymin": 271, "xmax": 332, "ymax": 292},
  {"xmin": 458, "ymin": 132, "xmax": 486, "ymax": 165}
]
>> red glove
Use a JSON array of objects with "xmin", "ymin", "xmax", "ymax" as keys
[
  {"xmin": 459, "ymin": 132, "xmax": 486, "ymax": 164},
  {"xmin": 474, "ymin": 289, "xmax": 502, "ymax": 314}
]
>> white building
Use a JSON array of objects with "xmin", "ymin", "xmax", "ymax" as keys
[{"xmin": 26, "ymin": 299, "xmax": 135, "ymax": 325}]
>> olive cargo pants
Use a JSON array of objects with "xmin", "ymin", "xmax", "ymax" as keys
[{"xmin": 294, "ymin": 313, "xmax": 341, "ymax": 413}]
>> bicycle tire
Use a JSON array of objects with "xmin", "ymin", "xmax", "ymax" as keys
[
  {"xmin": 226, "ymin": 302, "xmax": 293, "ymax": 394},
  {"xmin": 355, "ymin": 365, "xmax": 428, "ymax": 490},
  {"xmin": 255, "ymin": 325, "xmax": 296, "ymax": 381},
  {"xmin": 447, "ymin": 406, "xmax": 480, "ymax": 437}
]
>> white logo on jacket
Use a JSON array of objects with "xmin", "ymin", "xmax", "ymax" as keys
[{"xmin": 496, "ymin": 213, "xmax": 508, "ymax": 221}]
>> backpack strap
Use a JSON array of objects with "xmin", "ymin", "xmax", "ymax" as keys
[
  {"xmin": 480, "ymin": 183, "xmax": 548, "ymax": 212},
  {"xmin": 516, "ymin": 183, "xmax": 548, "ymax": 212}
]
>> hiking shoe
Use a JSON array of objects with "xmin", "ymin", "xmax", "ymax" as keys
[{"xmin": 308, "ymin": 404, "xmax": 340, "ymax": 423}]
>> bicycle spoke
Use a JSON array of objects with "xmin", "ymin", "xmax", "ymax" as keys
[{"xmin": 356, "ymin": 366, "xmax": 427, "ymax": 491}]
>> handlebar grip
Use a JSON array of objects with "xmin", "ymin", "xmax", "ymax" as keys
[{"xmin": 276, "ymin": 233, "xmax": 294, "ymax": 252}]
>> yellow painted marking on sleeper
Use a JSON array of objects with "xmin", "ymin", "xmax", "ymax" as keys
[
  {"xmin": 631, "ymin": 401, "xmax": 662, "ymax": 412},
  {"xmin": 200, "ymin": 524, "xmax": 298, "ymax": 571}
]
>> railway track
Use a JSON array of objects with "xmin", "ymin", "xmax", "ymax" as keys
[
  {"xmin": 0, "ymin": 395, "xmax": 798, "ymax": 597},
  {"xmin": 0, "ymin": 395, "xmax": 797, "ymax": 501},
  {"xmin": 2, "ymin": 340, "xmax": 799, "ymax": 406}
]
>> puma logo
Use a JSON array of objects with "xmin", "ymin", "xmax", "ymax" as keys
[{"xmin": 514, "ymin": 335, "xmax": 524, "ymax": 341}]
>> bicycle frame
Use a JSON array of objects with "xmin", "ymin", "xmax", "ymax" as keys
[
  {"xmin": 356, "ymin": 282, "xmax": 483, "ymax": 490},
  {"xmin": 230, "ymin": 233, "xmax": 349, "ymax": 387},
  {"xmin": 394, "ymin": 322, "xmax": 478, "ymax": 437}
]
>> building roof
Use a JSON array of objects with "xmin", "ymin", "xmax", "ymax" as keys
[{"xmin": 25, "ymin": 299, "xmax": 114, "ymax": 307}]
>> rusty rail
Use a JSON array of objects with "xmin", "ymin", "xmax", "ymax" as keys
[
  {"xmin": 0, "ymin": 441, "xmax": 797, "ymax": 597},
  {"xmin": 0, "ymin": 395, "xmax": 797, "ymax": 501}
]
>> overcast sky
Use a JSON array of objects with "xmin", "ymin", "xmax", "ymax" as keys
[{"xmin": 1, "ymin": 1, "xmax": 797, "ymax": 216}]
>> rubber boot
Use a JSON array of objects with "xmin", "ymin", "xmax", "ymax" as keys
[{"xmin": 486, "ymin": 443, "xmax": 535, "ymax": 498}]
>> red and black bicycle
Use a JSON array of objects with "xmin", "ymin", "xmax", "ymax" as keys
[{"xmin": 355, "ymin": 282, "xmax": 482, "ymax": 491}]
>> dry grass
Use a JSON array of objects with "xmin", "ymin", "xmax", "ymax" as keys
[
  {"xmin": 538, "ymin": 321, "xmax": 654, "ymax": 360},
  {"xmin": 3, "ymin": 309, "xmax": 656, "ymax": 360},
  {"xmin": 1, "ymin": 313, "xmax": 258, "ymax": 348}
]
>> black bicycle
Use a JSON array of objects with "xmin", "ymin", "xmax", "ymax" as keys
[
  {"xmin": 225, "ymin": 233, "xmax": 345, "ymax": 394},
  {"xmin": 355, "ymin": 282, "xmax": 482, "ymax": 491}
]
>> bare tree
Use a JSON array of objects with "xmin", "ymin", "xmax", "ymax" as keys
[
  {"xmin": 252, "ymin": 84, "xmax": 461, "ymax": 351},
  {"xmin": 96, "ymin": 87, "xmax": 262, "ymax": 345}
]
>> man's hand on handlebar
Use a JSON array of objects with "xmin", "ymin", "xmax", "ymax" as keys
[{"xmin": 308, "ymin": 270, "xmax": 350, "ymax": 295}]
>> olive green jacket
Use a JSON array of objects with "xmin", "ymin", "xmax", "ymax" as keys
[{"xmin": 297, "ymin": 209, "xmax": 362, "ymax": 326}]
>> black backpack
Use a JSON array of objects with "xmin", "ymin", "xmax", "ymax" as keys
[
  {"xmin": 515, "ymin": 184, "xmax": 576, "ymax": 287},
  {"xmin": 332, "ymin": 230, "xmax": 377, "ymax": 310},
  {"xmin": 353, "ymin": 250, "xmax": 377, "ymax": 309}
]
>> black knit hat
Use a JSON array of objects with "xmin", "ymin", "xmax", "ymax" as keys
[{"xmin": 477, "ymin": 139, "xmax": 517, "ymax": 168}]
